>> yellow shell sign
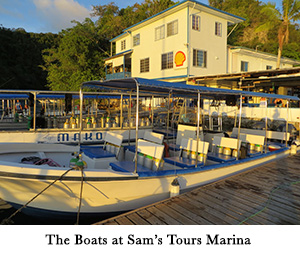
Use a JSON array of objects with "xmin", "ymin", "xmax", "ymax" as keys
[{"xmin": 175, "ymin": 51, "xmax": 186, "ymax": 67}]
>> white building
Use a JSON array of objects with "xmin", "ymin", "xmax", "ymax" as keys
[
  {"xmin": 227, "ymin": 46, "xmax": 299, "ymax": 73},
  {"xmin": 104, "ymin": 0, "xmax": 300, "ymax": 82},
  {"xmin": 105, "ymin": 0, "xmax": 244, "ymax": 81}
]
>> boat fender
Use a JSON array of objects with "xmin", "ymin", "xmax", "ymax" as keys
[
  {"xmin": 163, "ymin": 142, "xmax": 170, "ymax": 157},
  {"xmin": 291, "ymin": 144, "xmax": 297, "ymax": 155},
  {"xmin": 170, "ymin": 178, "xmax": 180, "ymax": 198}
]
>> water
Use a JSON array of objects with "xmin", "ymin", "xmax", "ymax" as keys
[
  {"xmin": 0, "ymin": 199, "xmax": 109, "ymax": 225},
  {"xmin": 0, "ymin": 201, "xmax": 44, "ymax": 225}
]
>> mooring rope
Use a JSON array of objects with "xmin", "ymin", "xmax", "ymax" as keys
[{"xmin": 1, "ymin": 168, "xmax": 73, "ymax": 225}]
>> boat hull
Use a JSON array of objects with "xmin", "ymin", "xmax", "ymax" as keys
[{"xmin": 0, "ymin": 146, "xmax": 290, "ymax": 220}]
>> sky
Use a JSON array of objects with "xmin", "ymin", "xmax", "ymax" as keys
[{"xmin": 0, "ymin": 0, "xmax": 283, "ymax": 34}]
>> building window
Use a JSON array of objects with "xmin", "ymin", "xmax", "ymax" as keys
[
  {"xmin": 241, "ymin": 61, "xmax": 249, "ymax": 71},
  {"xmin": 193, "ymin": 49, "xmax": 207, "ymax": 68},
  {"xmin": 192, "ymin": 15, "xmax": 201, "ymax": 31},
  {"xmin": 121, "ymin": 40, "xmax": 126, "ymax": 51},
  {"xmin": 167, "ymin": 20, "xmax": 178, "ymax": 37},
  {"xmin": 140, "ymin": 58, "xmax": 150, "ymax": 73},
  {"xmin": 155, "ymin": 25, "xmax": 165, "ymax": 41},
  {"xmin": 266, "ymin": 65, "xmax": 272, "ymax": 70},
  {"xmin": 162, "ymin": 52, "xmax": 173, "ymax": 70},
  {"xmin": 215, "ymin": 22, "xmax": 222, "ymax": 36},
  {"xmin": 133, "ymin": 34, "xmax": 140, "ymax": 46}
]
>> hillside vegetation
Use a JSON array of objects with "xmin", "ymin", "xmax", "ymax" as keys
[{"xmin": 1, "ymin": 0, "xmax": 300, "ymax": 90}]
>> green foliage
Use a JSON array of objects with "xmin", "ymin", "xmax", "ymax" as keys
[
  {"xmin": 43, "ymin": 0, "xmax": 178, "ymax": 91},
  {"xmin": 0, "ymin": 26, "xmax": 58, "ymax": 90},
  {"xmin": 43, "ymin": 18, "xmax": 107, "ymax": 91},
  {"xmin": 92, "ymin": 0, "xmax": 176, "ymax": 40},
  {"xmin": 3, "ymin": 0, "xmax": 300, "ymax": 92},
  {"xmin": 210, "ymin": 0, "xmax": 300, "ymax": 62}
]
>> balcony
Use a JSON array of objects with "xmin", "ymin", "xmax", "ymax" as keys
[{"xmin": 105, "ymin": 71, "xmax": 131, "ymax": 80}]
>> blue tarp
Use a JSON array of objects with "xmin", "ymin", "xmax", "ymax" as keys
[{"xmin": 82, "ymin": 77, "xmax": 300, "ymax": 101}]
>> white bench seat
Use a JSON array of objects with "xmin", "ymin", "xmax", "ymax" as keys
[
  {"xmin": 207, "ymin": 136, "xmax": 241, "ymax": 163},
  {"xmin": 165, "ymin": 138, "xmax": 209, "ymax": 168}
]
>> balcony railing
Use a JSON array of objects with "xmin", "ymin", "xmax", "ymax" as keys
[{"xmin": 106, "ymin": 72, "xmax": 131, "ymax": 80}]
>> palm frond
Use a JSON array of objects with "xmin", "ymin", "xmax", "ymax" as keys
[
  {"xmin": 261, "ymin": 2, "xmax": 282, "ymax": 20},
  {"xmin": 255, "ymin": 22, "xmax": 274, "ymax": 33},
  {"xmin": 288, "ymin": 0, "xmax": 300, "ymax": 21}
]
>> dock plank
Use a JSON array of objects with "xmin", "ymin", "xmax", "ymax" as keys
[
  {"xmin": 137, "ymin": 209, "xmax": 167, "ymax": 225},
  {"xmin": 126, "ymin": 213, "xmax": 151, "ymax": 225},
  {"xmin": 153, "ymin": 203, "xmax": 198, "ymax": 225},
  {"xmin": 96, "ymin": 154, "xmax": 300, "ymax": 225}
]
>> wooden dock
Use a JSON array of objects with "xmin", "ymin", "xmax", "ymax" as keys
[{"xmin": 96, "ymin": 154, "xmax": 300, "ymax": 225}]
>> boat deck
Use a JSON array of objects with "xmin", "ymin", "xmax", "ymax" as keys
[{"xmin": 95, "ymin": 153, "xmax": 300, "ymax": 225}]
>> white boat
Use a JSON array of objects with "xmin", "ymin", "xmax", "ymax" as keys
[
  {"xmin": 0, "ymin": 91, "xmax": 152, "ymax": 144},
  {"xmin": 0, "ymin": 78, "xmax": 298, "ymax": 222}
]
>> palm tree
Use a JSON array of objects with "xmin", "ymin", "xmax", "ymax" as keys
[{"xmin": 257, "ymin": 0, "xmax": 300, "ymax": 68}]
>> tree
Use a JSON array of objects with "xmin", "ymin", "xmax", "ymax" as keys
[
  {"xmin": 0, "ymin": 27, "xmax": 58, "ymax": 90},
  {"xmin": 42, "ymin": 18, "xmax": 107, "ymax": 91},
  {"xmin": 91, "ymin": 0, "xmax": 176, "ymax": 40},
  {"xmin": 257, "ymin": 0, "xmax": 300, "ymax": 68},
  {"xmin": 42, "ymin": 1, "xmax": 177, "ymax": 91},
  {"xmin": 209, "ymin": 0, "xmax": 265, "ymax": 46}
]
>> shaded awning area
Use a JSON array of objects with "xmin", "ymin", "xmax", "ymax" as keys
[
  {"xmin": 188, "ymin": 67, "xmax": 300, "ymax": 90},
  {"xmin": 0, "ymin": 90, "xmax": 132, "ymax": 100},
  {"xmin": 82, "ymin": 77, "xmax": 300, "ymax": 101}
]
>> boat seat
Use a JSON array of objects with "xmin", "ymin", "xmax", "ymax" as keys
[
  {"xmin": 208, "ymin": 136, "xmax": 241, "ymax": 163},
  {"xmin": 81, "ymin": 146, "xmax": 115, "ymax": 159},
  {"xmin": 231, "ymin": 127, "xmax": 290, "ymax": 142},
  {"xmin": 153, "ymin": 128, "xmax": 177, "ymax": 139},
  {"xmin": 110, "ymin": 161, "xmax": 152, "ymax": 173},
  {"xmin": 168, "ymin": 124, "xmax": 203, "ymax": 157},
  {"xmin": 165, "ymin": 138, "xmax": 209, "ymax": 168},
  {"xmin": 238, "ymin": 133, "xmax": 265, "ymax": 157},
  {"xmin": 168, "ymin": 143, "xmax": 181, "ymax": 152},
  {"xmin": 164, "ymin": 157, "xmax": 202, "ymax": 168},
  {"xmin": 143, "ymin": 130, "xmax": 164, "ymax": 144},
  {"xmin": 124, "ymin": 131, "xmax": 164, "ymax": 153},
  {"xmin": 119, "ymin": 139, "xmax": 165, "ymax": 172},
  {"xmin": 82, "ymin": 131, "xmax": 124, "ymax": 159},
  {"xmin": 123, "ymin": 145, "xmax": 136, "ymax": 153},
  {"xmin": 207, "ymin": 152, "xmax": 237, "ymax": 163}
]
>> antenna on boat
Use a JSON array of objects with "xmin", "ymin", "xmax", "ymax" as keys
[
  {"xmin": 79, "ymin": 87, "xmax": 83, "ymax": 150},
  {"xmin": 134, "ymin": 79, "xmax": 139, "ymax": 174},
  {"xmin": 236, "ymin": 94, "xmax": 243, "ymax": 160},
  {"xmin": 195, "ymin": 91, "xmax": 201, "ymax": 167},
  {"xmin": 286, "ymin": 100, "xmax": 290, "ymax": 147}
]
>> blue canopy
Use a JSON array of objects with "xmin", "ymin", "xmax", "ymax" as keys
[
  {"xmin": 36, "ymin": 94, "xmax": 128, "ymax": 100},
  {"xmin": 82, "ymin": 77, "xmax": 300, "ymax": 101},
  {"xmin": 0, "ymin": 92, "xmax": 130, "ymax": 100},
  {"xmin": 0, "ymin": 94, "xmax": 29, "ymax": 99}
]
